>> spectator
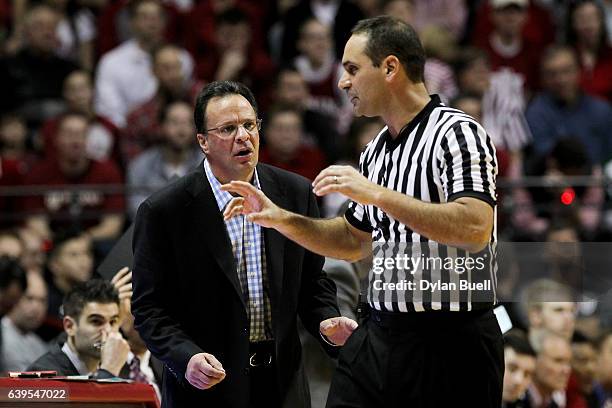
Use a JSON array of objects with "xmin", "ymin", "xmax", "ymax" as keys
[
  {"xmin": 322, "ymin": 116, "xmax": 383, "ymax": 217},
  {"xmin": 567, "ymin": 331, "xmax": 602, "ymax": 408},
  {"xmin": 474, "ymin": 0, "xmax": 541, "ymax": 91},
  {"xmin": 419, "ymin": 26, "xmax": 458, "ymax": 104},
  {"xmin": 28, "ymin": 279, "xmax": 130, "ymax": 378},
  {"xmin": 470, "ymin": 0, "xmax": 555, "ymax": 67},
  {"xmin": 195, "ymin": 8, "xmax": 275, "ymax": 108},
  {"xmin": 94, "ymin": 0, "xmax": 193, "ymax": 128},
  {"xmin": 0, "ymin": 114, "xmax": 30, "ymax": 227},
  {"xmin": 48, "ymin": 0, "xmax": 97, "ymax": 71},
  {"xmin": 524, "ymin": 279, "xmax": 576, "ymax": 351},
  {"xmin": 17, "ymin": 228, "xmax": 45, "ymax": 275},
  {"xmin": 23, "ymin": 113, "xmax": 125, "ymax": 242},
  {"xmin": 527, "ymin": 334, "xmax": 573, "ymax": 408},
  {"xmin": 526, "ymin": 45, "xmax": 612, "ymax": 166},
  {"xmin": 43, "ymin": 229, "xmax": 93, "ymax": 331},
  {"xmin": 280, "ymin": 0, "xmax": 364, "ymax": 62},
  {"xmin": 40, "ymin": 70, "xmax": 122, "ymax": 167},
  {"xmin": 259, "ymin": 104, "xmax": 326, "ymax": 181},
  {"xmin": 1, "ymin": 271, "xmax": 49, "ymax": 371},
  {"xmin": 0, "ymin": 3, "xmax": 78, "ymax": 128},
  {"xmin": 184, "ymin": 0, "xmax": 265, "ymax": 61},
  {"xmin": 0, "ymin": 230, "xmax": 23, "ymax": 259},
  {"xmin": 0, "ymin": 256, "xmax": 27, "ymax": 318},
  {"xmin": 123, "ymin": 44, "xmax": 202, "ymax": 161},
  {"xmin": 410, "ymin": 0, "xmax": 467, "ymax": 41},
  {"xmin": 273, "ymin": 67, "xmax": 341, "ymax": 162},
  {"xmin": 127, "ymin": 100, "xmax": 202, "ymax": 219},
  {"xmin": 595, "ymin": 331, "xmax": 612, "ymax": 405},
  {"xmin": 523, "ymin": 138, "xmax": 604, "ymax": 237},
  {"xmin": 0, "ymin": 113, "xmax": 33, "ymax": 166},
  {"xmin": 565, "ymin": 0, "xmax": 612, "ymax": 102},
  {"xmin": 294, "ymin": 17, "xmax": 351, "ymax": 134},
  {"xmin": 381, "ymin": 0, "xmax": 414, "ymax": 25},
  {"xmin": 454, "ymin": 48, "xmax": 530, "ymax": 164},
  {"xmin": 502, "ymin": 330, "xmax": 537, "ymax": 407}
]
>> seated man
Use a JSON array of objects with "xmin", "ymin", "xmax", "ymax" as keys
[
  {"xmin": 526, "ymin": 333, "xmax": 572, "ymax": 408},
  {"xmin": 502, "ymin": 330, "xmax": 537, "ymax": 408},
  {"xmin": 28, "ymin": 279, "xmax": 130, "ymax": 378},
  {"xmin": 1, "ymin": 272, "xmax": 49, "ymax": 371}
]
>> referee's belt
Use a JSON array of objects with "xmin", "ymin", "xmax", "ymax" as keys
[{"xmin": 368, "ymin": 306, "xmax": 492, "ymax": 331}]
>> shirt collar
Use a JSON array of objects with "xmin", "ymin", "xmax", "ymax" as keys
[
  {"xmin": 61, "ymin": 341, "xmax": 91, "ymax": 376},
  {"xmin": 203, "ymin": 159, "xmax": 261, "ymax": 212}
]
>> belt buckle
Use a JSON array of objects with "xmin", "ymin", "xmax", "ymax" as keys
[{"xmin": 249, "ymin": 352, "xmax": 272, "ymax": 367}]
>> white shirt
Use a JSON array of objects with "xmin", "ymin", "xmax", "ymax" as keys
[
  {"xmin": 1, "ymin": 317, "xmax": 48, "ymax": 372},
  {"xmin": 94, "ymin": 39, "xmax": 194, "ymax": 128},
  {"xmin": 128, "ymin": 351, "xmax": 161, "ymax": 401},
  {"xmin": 61, "ymin": 342, "xmax": 90, "ymax": 376}
]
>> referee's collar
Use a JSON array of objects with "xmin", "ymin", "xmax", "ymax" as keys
[{"xmin": 384, "ymin": 94, "xmax": 441, "ymax": 150}]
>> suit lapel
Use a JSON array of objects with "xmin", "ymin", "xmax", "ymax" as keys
[
  {"xmin": 257, "ymin": 165, "xmax": 287, "ymax": 324},
  {"xmin": 185, "ymin": 164, "xmax": 246, "ymax": 310}
]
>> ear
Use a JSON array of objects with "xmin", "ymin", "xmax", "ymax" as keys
[
  {"xmin": 383, "ymin": 56, "xmax": 400, "ymax": 79},
  {"xmin": 64, "ymin": 316, "xmax": 77, "ymax": 337},
  {"xmin": 196, "ymin": 133, "xmax": 209, "ymax": 155}
]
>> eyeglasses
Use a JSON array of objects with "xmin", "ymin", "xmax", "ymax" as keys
[{"xmin": 205, "ymin": 118, "xmax": 262, "ymax": 139}]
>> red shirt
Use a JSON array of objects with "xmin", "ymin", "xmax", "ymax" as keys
[
  {"xmin": 22, "ymin": 158, "xmax": 124, "ymax": 230},
  {"xmin": 578, "ymin": 45, "xmax": 612, "ymax": 102}
]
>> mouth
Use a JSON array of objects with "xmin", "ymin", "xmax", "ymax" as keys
[{"xmin": 233, "ymin": 147, "xmax": 254, "ymax": 162}]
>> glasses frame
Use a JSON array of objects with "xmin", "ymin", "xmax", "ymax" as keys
[{"xmin": 205, "ymin": 118, "xmax": 262, "ymax": 139}]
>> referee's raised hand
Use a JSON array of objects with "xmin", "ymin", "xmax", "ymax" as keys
[{"xmin": 312, "ymin": 165, "xmax": 384, "ymax": 205}]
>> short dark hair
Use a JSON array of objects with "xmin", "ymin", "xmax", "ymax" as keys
[
  {"xmin": 452, "ymin": 47, "xmax": 489, "ymax": 77},
  {"xmin": 158, "ymin": 99, "xmax": 192, "ymax": 125},
  {"xmin": 62, "ymin": 279, "xmax": 119, "ymax": 319},
  {"xmin": 49, "ymin": 228, "xmax": 88, "ymax": 262},
  {"xmin": 215, "ymin": 7, "xmax": 248, "ymax": 27},
  {"xmin": 264, "ymin": 104, "xmax": 301, "ymax": 128},
  {"xmin": 193, "ymin": 81, "xmax": 258, "ymax": 134},
  {"xmin": 504, "ymin": 329, "xmax": 536, "ymax": 357},
  {"xmin": 351, "ymin": 16, "xmax": 425, "ymax": 83},
  {"xmin": 550, "ymin": 137, "xmax": 591, "ymax": 174},
  {"xmin": 128, "ymin": 0, "xmax": 163, "ymax": 19},
  {"xmin": 0, "ymin": 256, "xmax": 27, "ymax": 292},
  {"xmin": 540, "ymin": 45, "xmax": 579, "ymax": 70}
]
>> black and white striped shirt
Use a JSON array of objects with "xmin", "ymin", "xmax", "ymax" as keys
[{"xmin": 345, "ymin": 95, "xmax": 498, "ymax": 313}]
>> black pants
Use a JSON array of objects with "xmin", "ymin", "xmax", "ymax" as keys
[
  {"xmin": 326, "ymin": 308, "xmax": 504, "ymax": 408},
  {"xmin": 249, "ymin": 340, "xmax": 280, "ymax": 408}
]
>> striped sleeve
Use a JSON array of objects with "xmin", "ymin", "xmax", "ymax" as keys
[
  {"xmin": 344, "ymin": 150, "xmax": 374, "ymax": 233},
  {"xmin": 437, "ymin": 120, "xmax": 497, "ymax": 207}
]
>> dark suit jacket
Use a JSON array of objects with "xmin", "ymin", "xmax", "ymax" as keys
[
  {"xmin": 27, "ymin": 343, "xmax": 127, "ymax": 379},
  {"xmin": 131, "ymin": 162, "xmax": 341, "ymax": 408}
]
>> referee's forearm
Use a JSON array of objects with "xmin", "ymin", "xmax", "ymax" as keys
[
  {"xmin": 373, "ymin": 189, "xmax": 492, "ymax": 252},
  {"xmin": 275, "ymin": 212, "xmax": 366, "ymax": 261}
]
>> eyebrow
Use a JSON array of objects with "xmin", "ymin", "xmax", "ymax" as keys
[{"xmin": 86, "ymin": 314, "xmax": 119, "ymax": 320}]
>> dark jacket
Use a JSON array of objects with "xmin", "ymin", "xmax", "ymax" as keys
[{"xmin": 131, "ymin": 162, "xmax": 340, "ymax": 408}]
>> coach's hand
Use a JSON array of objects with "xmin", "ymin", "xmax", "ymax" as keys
[
  {"xmin": 312, "ymin": 165, "xmax": 384, "ymax": 206},
  {"xmin": 320, "ymin": 316, "xmax": 359, "ymax": 346},
  {"xmin": 186, "ymin": 353, "xmax": 226, "ymax": 390},
  {"xmin": 221, "ymin": 181, "xmax": 286, "ymax": 228}
]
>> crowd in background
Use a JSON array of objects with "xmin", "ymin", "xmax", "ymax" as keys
[{"xmin": 0, "ymin": 0, "xmax": 611, "ymax": 406}]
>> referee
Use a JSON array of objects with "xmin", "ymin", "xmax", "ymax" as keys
[{"xmin": 222, "ymin": 16, "xmax": 503, "ymax": 408}]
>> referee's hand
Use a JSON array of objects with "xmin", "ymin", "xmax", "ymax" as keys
[
  {"xmin": 320, "ymin": 316, "xmax": 359, "ymax": 346},
  {"xmin": 312, "ymin": 165, "xmax": 383, "ymax": 205}
]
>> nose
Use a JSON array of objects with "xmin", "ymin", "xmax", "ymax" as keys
[
  {"xmin": 235, "ymin": 125, "xmax": 250, "ymax": 141},
  {"xmin": 338, "ymin": 73, "xmax": 350, "ymax": 90}
]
